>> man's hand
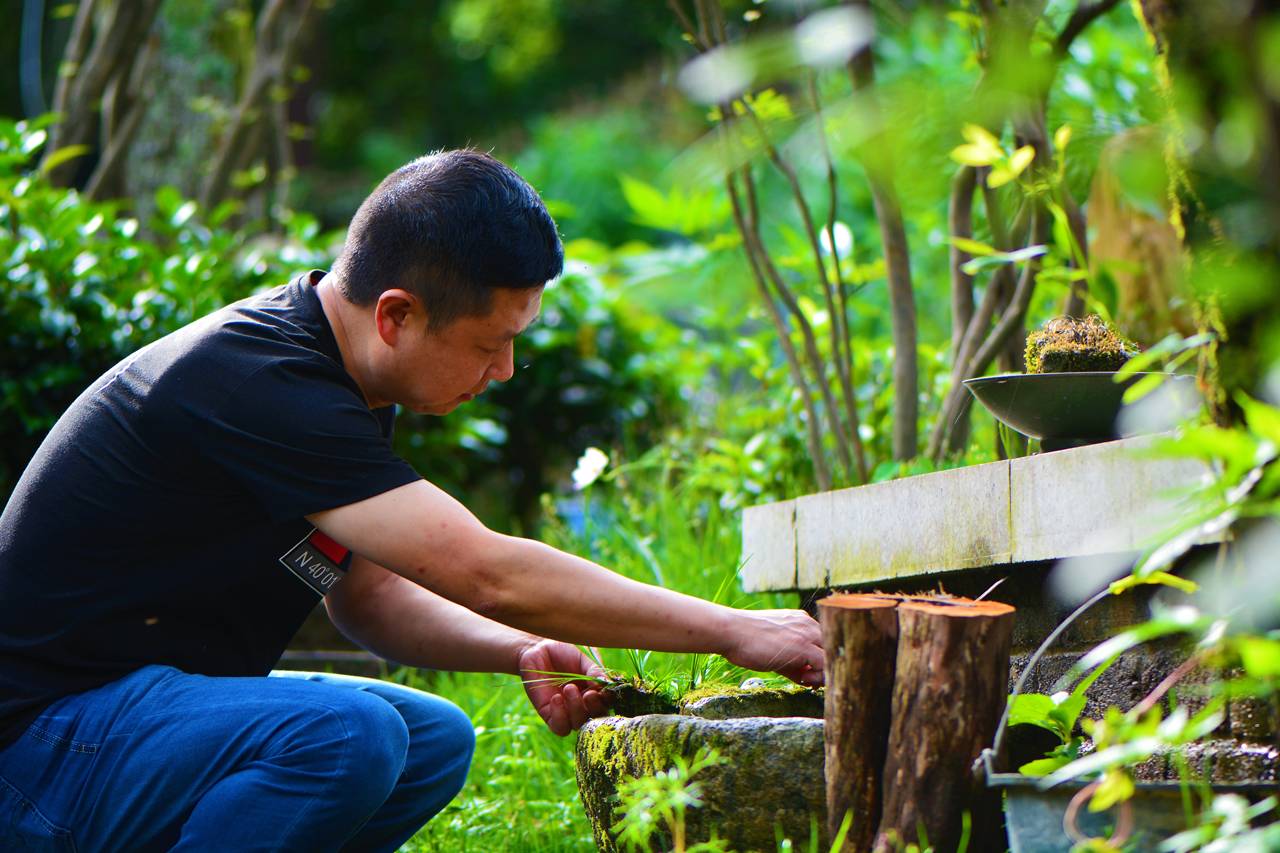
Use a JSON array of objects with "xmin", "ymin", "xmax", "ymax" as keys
[
  {"xmin": 721, "ymin": 609, "xmax": 825, "ymax": 687},
  {"xmin": 517, "ymin": 639, "xmax": 612, "ymax": 736}
]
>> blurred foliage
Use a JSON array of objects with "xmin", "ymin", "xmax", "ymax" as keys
[
  {"xmin": 296, "ymin": 0, "xmax": 687, "ymax": 225},
  {"xmin": 0, "ymin": 114, "xmax": 336, "ymax": 491}
]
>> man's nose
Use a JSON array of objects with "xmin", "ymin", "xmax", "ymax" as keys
[{"xmin": 489, "ymin": 343, "xmax": 515, "ymax": 383}]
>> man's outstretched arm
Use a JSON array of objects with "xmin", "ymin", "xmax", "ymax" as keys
[
  {"xmin": 307, "ymin": 479, "xmax": 823, "ymax": 686},
  {"xmin": 325, "ymin": 555, "xmax": 610, "ymax": 734}
]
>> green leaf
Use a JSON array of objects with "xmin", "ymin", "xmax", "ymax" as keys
[
  {"xmin": 1089, "ymin": 769, "xmax": 1135, "ymax": 812},
  {"xmin": 1018, "ymin": 756, "xmax": 1072, "ymax": 776},
  {"xmin": 1109, "ymin": 570, "xmax": 1198, "ymax": 596},
  {"xmin": 1008, "ymin": 145, "xmax": 1036, "ymax": 177},
  {"xmin": 986, "ymin": 164, "xmax": 1016, "ymax": 188},
  {"xmin": 949, "ymin": 236, "xmax": 998, "ymax": 256},
  {"xmin": 1066, "ymin": 614, "xmax": 1209, "ymax": 682},
  {"xmin": 39, "ymin": 144, "xmax": 89, "ymax": 175},
  {"xmin": 1007, "ymin": 693, "xmax": 1061, "ymax": 733},
  {"xmin": 951, "ymin": 143, "xmax": 997, "ymax": 167},
  {"xmin": 1054, "ymin": 124, "xmax": 1072, "ymax": 153},
  {"xmin": 1237, "ymin": 393, "xmax": 1280, "ymax": 446},
  {"xmin": 1238, "ymin": 637, "xmax": 1280, "ymax": 678},
  {"xmin": 1121, "ymin": 372, "xmax": 1168, "ymax": 404}
]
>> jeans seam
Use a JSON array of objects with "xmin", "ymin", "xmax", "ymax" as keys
[
  {"xmin": 0, "ymin": 774, "xmax": 78, "ymax": 852},
  {"xmin": 271, "ymin": 704, "xmax": 353, "ymax": 845},
  {"xmin": 27, "ymin": 726, "xmax": 100, "ymax": 754}
]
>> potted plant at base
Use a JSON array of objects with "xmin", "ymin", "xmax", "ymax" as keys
[{"xmin": 980, "ymin": 387, "xmax": 1280, "ymax": 852}]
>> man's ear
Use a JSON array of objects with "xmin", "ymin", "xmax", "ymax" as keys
[{"xmin": 373, "ymin": 289, "xmax": 421, "ymax": 346}]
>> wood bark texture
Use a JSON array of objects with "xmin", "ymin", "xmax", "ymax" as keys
[
  {"xmin": 818, "ymin": 594, "xmax": 900, "ymax": 850},
  {"xmin": 873, "ymin": 599, "xmax": 1016, "ymax": 853},
  {"xmin": 44, "ymin": 0, "xmax": 164, "ymax": 189}
]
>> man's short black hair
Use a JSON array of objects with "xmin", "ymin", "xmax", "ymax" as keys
[{"xmin": 331, "ymin": 149, "xmax": 563, "ymax": 330}]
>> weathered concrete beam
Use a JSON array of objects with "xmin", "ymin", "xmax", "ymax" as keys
[{"xmin": 741, "ymin": 438, "xmax": 1215, "ymax": 592}]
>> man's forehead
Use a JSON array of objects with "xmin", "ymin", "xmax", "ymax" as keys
[{"xmin": 487, "ymin": 286, "xmax": 543, "ymax": 336}]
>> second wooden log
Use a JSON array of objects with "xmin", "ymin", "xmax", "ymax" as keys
[{"xmin": 873, "ymin": 598, "xmax": 1015, "ymax": 853}]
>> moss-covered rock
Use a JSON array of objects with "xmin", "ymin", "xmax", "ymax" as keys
[
  {"xmin": 1024, "ymin": 315, "xmax": 1139, "ymax": 373},
  {"xmin": 575, "ymin": 715, "xmax": 826, "ymax": 852}
]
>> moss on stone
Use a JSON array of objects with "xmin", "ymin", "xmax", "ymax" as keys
[
  {"xmin": 1024, "ymin": 315, "xmax": 1139, "ymax": 374},
  {"xmin": 678, "ymin": 683, "xmax": 824, "ymax": 720},
  {"xmin": 576, "ymin": 715, "xmax": 827, "ymax": 852}
]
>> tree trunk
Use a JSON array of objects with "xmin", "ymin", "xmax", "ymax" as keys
[
  {"xmin": 44, "ymin": 0, "xmax": 165, "ymax": 190},
  {"xmin": 817, "ymin": 594, "xmax": 900, "ymax": 850},
  {"xmin": 873, "ymin": 599, "xmax": 1016, "ymax": 853},
  {"xmin": 199, "ymin": 0, "xmax": 318, "ymax": 216},
  {"xmin": 849, "ymin": 23, "xmax": 919, "ymax": 462}
]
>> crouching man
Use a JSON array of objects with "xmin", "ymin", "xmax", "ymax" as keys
[{"xmin": 0, "ymin": 150, "xmax": 823, "ymax": 852}]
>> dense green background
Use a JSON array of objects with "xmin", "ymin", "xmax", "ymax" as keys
[{"xmin": 7, "ymin": 2, "xmax": 1275, "ymax": 851}]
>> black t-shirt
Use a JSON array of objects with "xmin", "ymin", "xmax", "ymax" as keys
[{"xmin": 0, "ymin": 271, "xmax": 421, "ymax": 746}]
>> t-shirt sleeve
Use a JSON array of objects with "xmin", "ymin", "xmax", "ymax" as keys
[{"xmin": 201, "ymin": 354, "xmax": 421, "ymax": 523}]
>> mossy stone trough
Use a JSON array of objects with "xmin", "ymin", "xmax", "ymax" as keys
[{"xmin": 575, "ymin": 688, "xmax": 825, "ymax": 852}]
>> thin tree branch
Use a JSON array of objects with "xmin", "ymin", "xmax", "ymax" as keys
[
  {"xmin": 728, "ymin": 169, "xmax": 833, "ymax": 491},
  {"xmin": 949, "ymin": 165, "xmax": 978, "ymax": 362},
  {"xmin": 850, "ymin": 30, "xmax": 919, "ymax": 461},
  {"xmin": 739, "ymin": 101, "xmax": 857, "ymax": 481},
  {"xmin": 810, "ymin": 72, "xmax": 867, "ymax": 483},
  {"xmin": 1054, "ymin": 0, "xmax": 1123, "ymax": 60},
  {"xmin": 200, "ymin": 0, "xmax": 316, "ymax": 213},
  {"xmin": 666, "ymin": 0, "xmax": 710, "ymax": 51},
  {"xmin": 929, "ymin": 208, "xmax": 1047, "ymax": 460}
]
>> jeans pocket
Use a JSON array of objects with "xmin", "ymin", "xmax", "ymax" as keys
[{"xmin": 0, "ymin": 776, "xmax": 76, "ymax": 852}]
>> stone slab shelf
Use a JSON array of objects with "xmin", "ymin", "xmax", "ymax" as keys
[{"xmin": 740, "ymin": 437, "xmax": 1216, "ymax": 592}]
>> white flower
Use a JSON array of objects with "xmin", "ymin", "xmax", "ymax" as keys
[
  {"xmin": 819, "ymin": 221, "xmax": 853, "ymax": 258},
  {"xmin": 572, "ymin": 447, "xmax": 609, "ymax": 491}
]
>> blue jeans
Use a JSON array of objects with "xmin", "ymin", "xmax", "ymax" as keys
[{"xmin": 0, "ymin": 665, "xmax": 476, "ymax": 852}]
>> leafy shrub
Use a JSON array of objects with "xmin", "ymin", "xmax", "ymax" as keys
[{"xmin": 0, "ymin": 116, "xmax": 339, "ymax": 492}]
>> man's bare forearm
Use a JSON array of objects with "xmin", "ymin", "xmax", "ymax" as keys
[
  {"xmin": 469, "ymin": 533, "xmax": 739, "ymax": 654},
  {"xmin": 308, "ymin": 480, "xmax": 823, "ymax": 681},
  {"xmin": 326, "ymin": 556, "xmax": 537, "ymax": 674}
]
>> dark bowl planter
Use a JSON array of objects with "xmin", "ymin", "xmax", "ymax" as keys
[{"xmin": 963, "ymin": 372, "xmax": 1195, "ymax": 452}]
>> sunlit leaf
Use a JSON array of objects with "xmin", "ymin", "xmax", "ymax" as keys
[
  {"xmin": 39, "ymin": 144, "xmax": 90, "ymax": 175},
  {"xmin": 1237, "ymin": 393, "xmax": 1280, "ymax": 446},
  {"xmin": 1238, "ymin": 637, "xmax": 1280, "ymax": 678},
  {"xmin": 1008, "ymin": 145, "xmax": 1036, "ymax": 177},
  {"xmin": 987, "ymin": 165, "xmax": 1016, "ymax": 188},
  {"xmin": 961, "ymin": 123, "xmax": 1002, "ymax": 152},
  {"xmin": 949, "ymin": 236, "xmax": 998, "ymax": 256},
  {"xmin": 1054, "ymin": 124, "xmax": 1072, "ymax": 152},
  {"xmin": 1007, "ymin": 693, "xmax": 1061, "ymax": 734},
  {"xmin": 1018, "ymin": 756, "xmax": 1072, "ymax": 776},
  {"xmin": 950, "ymin": 143, "xmax": 997, "ymax": 167},
  {"xmin": 1089, "ymin": 769, "xmax": 1134, "ymax": 812}
]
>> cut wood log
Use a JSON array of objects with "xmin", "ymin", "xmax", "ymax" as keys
[
  {"xmin": 817, "ymin": 593, "xmax": 900, "ymax": 850},
  {"xmin": 874, "ymin": 598, "xmax": 1015, "ymax": 853}
]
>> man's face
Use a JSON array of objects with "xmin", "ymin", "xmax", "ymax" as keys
[{"xmin": 388, "ymin": 285, "xmax": 544, "ymax": 416}]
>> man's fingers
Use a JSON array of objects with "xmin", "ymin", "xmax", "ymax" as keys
[
  {"xmin": 581, "ymin": 689, "xmax": 608, "ymax": 718},
  {"xmin": 562, "ymin": 683, "xmax": 588, "ymax": 731},
  {"xmin": 545, "ymin": 693, "xmax": 570, "ymax": 737}
]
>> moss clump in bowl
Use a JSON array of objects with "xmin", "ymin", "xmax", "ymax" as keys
[{"xmin": 1024, "ymin": 315, "xmax": 1139, "ymax": 374}]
